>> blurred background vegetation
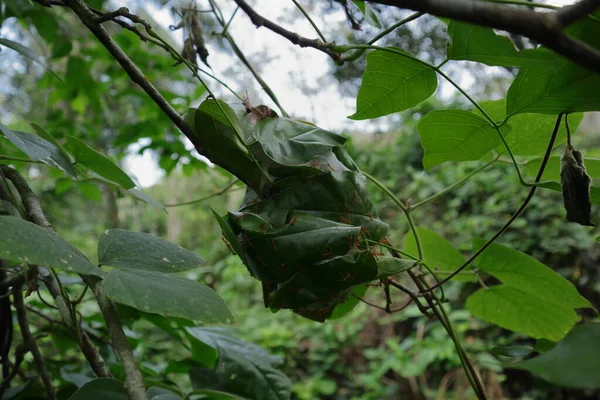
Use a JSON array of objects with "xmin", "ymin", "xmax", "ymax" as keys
[{"xmin": 2, "ymin": 0, "xmax": 599, "ymax": 399}]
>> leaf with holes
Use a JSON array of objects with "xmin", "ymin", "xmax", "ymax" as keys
[
  {"xmin": 66, "ymin": 136, "xmax": 135, "ymax": 190},
  {"xmin": 0, "ymin": 216, "xmax": 103, "ymax": 276},
  {"xmin": 98, "ymin": 229, "xmax": 204, "ymax": 273},
  {"xmin": 417, "ymin": 110, "xmax": 511, "ymax": 170},
  {"xmin": 349, "ymin": 49, "xmax": 437, "ymax": 120},
  {"xmin": 0, "ymin": 125, "xmax": 76, "ymax": 177},
  {"xmin": 102, "ymin": 269, "xmax": 234, "ymax": 324}
]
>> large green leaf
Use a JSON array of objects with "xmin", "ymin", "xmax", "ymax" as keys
[
  {"xmin": 147, "ymin": 387, "xmax": 184, "ymax": 400},
  {"xmin": 98, "ymin": 229, "xmax": 203, "ymax": 273},
  {"xmin": 473, "ymin": 241, "xmax": 591, "ymax": 309},
  {"xmin": 473, "ymin": 99, "xmax": 583, "ymax": 156},
  {"xmin": 0, "ymin": 216, "xmax": 103, "ymax": 276},
  {"xmin": 69, "ymin": 378, "xmax": 128, "ymax": 400},
  {"xmin": 185, "ymin": 100, "xmax": 262, "ymax": 191},
  {"xmin": 102, "ymin": 269, "xmax": 234, "ymax": 324},
  {"xmin": 66, "ymin": 136, "xmax": 135, "ymax": 189},
  {"xmin": 186, "ymin": 327, "xmax": 292, "ymax": 400},
  {"xmin": 467, "ymin": 285, "xmax": 578, "ymax": 341},
  {"xmin": 467, "ymin": 242, "xmax": 591, "ymax": 341},
  {"xmin": 506, "ymin": 65, "xmax": 600, "ymax": 116},
  {"xmin": 512, "ymin": 323, "xmax": 600, "ymax": 389},
  {"xmin": 447, "ymin": 21, "xmax": 557, "ymax": 68},
  {"xmin": 0, "ymin": 125, "xmax": 76, "ymax": 177},
  {"xmin": 404, "ymin": 227, "xmax": 475, "ymax": 282},
  {"xmin": 417, "ymin": 110, "xmax": 511, "ymax": 170},
  {"xmin": 349, "ymin": 49, "xmax": 437, "ymax": 120}
]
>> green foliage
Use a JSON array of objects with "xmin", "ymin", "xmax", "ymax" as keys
[
  {"xmin": 349, "ymin": 49, "xmax": 437, "ymax": 120},
  {"xmin": 98, "ymin": 229, "xmax": 204, "ymax": 273},
  {"xmin": 70, "ymin": 378, "xmax": 129, "ymax": 400},
  {"xmin": 0, "ymin": 216, "xmax": 103, "ymax": 276},
  {"xmin": 512, "ymin": 323, "xmax": 600, "ymax": 389}
]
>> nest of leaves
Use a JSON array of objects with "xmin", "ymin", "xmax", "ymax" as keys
[{"xmin": 185, "ymin": 99, "xmax": 414, "ymax": 321}]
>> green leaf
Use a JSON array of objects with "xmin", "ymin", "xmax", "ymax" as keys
[
  {"xmin": 185, "ymin": 100, "xmax": 262, "ymax": 191},
  {"xmin": 417, "ymin": 110, "xmax": 511, "ymax": 170},
  {"xmin": 211, "ymin": 208, "xmax": 245, "ymax": 262},
  {"xmin": 506, "ymin": 65, "xmax": 600, "ymax": 116},
  {"xmin": 467, "ymin": 285, "xmax": 579, "ymax": 341},
  {"xmin": 66, "ymin": 136, "xmax": 135, "ymax": 190},
  {"xmin": 30, "ymin": 123, "xmax": 77, "ymax": 176},
  {"xmin": 351, "ymin": 0, "xmax": 382, "ymax": 28},
  {"xmin": 252, "ymin": 118, "xmax": 346, "ymax": 167},
  {"xmin": 126, "ymin": 187, "xmax": 164, "ymax": 208},
  {"xmin": 186, "ymin": 327, "xmax": 292, "ymax": 400},
  {"xmin": 533, "ymin": 338, "xmax": 556, "ymax": 353},
  {"xmin": 523, "ymin": 156, "xmax": 600, "ymax": 181},
  {"xmin": 0, "ymin": 37, "xmax": 62, "ymax": 81},
  {"xmin": 376, "ymin": 257, "xmax": 417, "ymax": 279},
  {"xmin": 102, "ymin": 269, "xmax": 234, "ymax": 324},
  {"xmin": 0, "ymin": 216, "xmax": 103, "ymax": 276},
  {"xmin": 185, "ymin": 389, "xmax": 246, "ymax": 400},
  {"xmin": 447, "ymin": 21, "xmax": 557, "ymax": 68},
  {"xmin": 473, "ymin": 100, "xmax": 583, "ymax": 156},
  {"xmin": 69, "ymin": 378, "xmax": 128, "ymax": 400},
  {"xmin": 473, "ymin": 241, "xmax": 591, "ymax": 309},
  {"xmin": 329, "ymin": 284, "xmax": 367, "ymax": 320},
  {"xmin": 147, "ymin": 387, "xmax": 184, "ymax": 400},
  {"xmin": 512, "ymin": 323, "xmax": 600, "ymax": 389},
  {"xmin": 404, "ymin": 227, "xmax": 476, "ymax": 282},
  {"xmin": 0, "ymin": 124, "xmax": 76, "ymax": 177},
  {"xmin": 490, "ymin": 345, "xmax": 533, "ymax": 358},
  {"xmin": 349, "ymin": 49, "xmax": 437, "ymax": 120},
  {"xmin": 528, "ymin": 179, "xmax": 600, "ymax": 207},
  {"xmin": 51, "ymin": 38, "xmax": 72, "ymax": 59},
  {"xmin": 98, "ymin": 229, "xmax": 204, "ymax": 273},
  {"xmin": 77, "ymin": 182, "xmax": 103, "ymax": 202}
]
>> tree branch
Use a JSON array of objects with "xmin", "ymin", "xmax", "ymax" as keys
[
  {"xmin": 232, "ymin": 0, "xmax": 341, "ymax": 61},
  {"xmin": 555, "ymin": 0, "xmax": 600, "ymax": 27},
  {"xmin": 12, "ymin": 286, "xmax": 56, "ymax": 400},
  {"xmin": 61, "ymin": 0, "xmax": 201, "ymax": 152},
  {"xmin": 366, "ymin": 0, "xmax": 600, "ymax": 74},
  {"xmin": 0, "ymin": 165, "xmax": 51, "ymax": 229}
]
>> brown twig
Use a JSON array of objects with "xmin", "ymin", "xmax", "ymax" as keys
[
  {"xmin": 12, "ymin": 286, "xmax": 56, "ymax": 399},
  {"xmin": 232, "ymin": 0, "xmax": 341, "ymax": 61},
  {"xmin": 555, "ymin": 0, "xmax": 600, "ymax": 27},
  {"xmin": 0, "ymin": 344, "xmax": 26, "ymax": 398},
  {"xmin": 0, "ymin": 165, "xmax": 51, "ymax": 229}
]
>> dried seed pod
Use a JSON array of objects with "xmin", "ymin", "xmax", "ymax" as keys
[
  {"xmin": 190, "ymin": 12, "xmax": 210, "ymax": 67},
  {"xmin": 560, "ymin": 145, "xmax": 595, "ymax": 226},
  {"xmin": 180, "ymin": 37, "xmax": 197, "ymax": 67}
]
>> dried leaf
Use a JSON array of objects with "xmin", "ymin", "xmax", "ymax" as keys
[{"xmin": 560, "ymin": 146, "xmax": 594, "ymax": 226}]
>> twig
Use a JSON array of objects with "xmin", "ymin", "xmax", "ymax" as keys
[
  {"xmin": 233, "ymin": 0, "xmax": 341, "ymax": 61},
  {"xmin": 424, "ymin": 114, "xmax": 564, "ymax": 291},
  {"xmin": 555, "ymin": 0, "xmax": 600, "ymax": 27},
  {"xmin": 164, "ymin": 179, "xmax": 239, "ymax": 207},
  {"xmin": 12, "ymin": 286, "xmax": 56, "ymax": 399},
  {"xmin": 0, "ymin": 344, "xmax": 26, "ymax": 398},
  {"xmin": 86, "ymin": 277, "xmax": 145, "ymax": 399},
  {"xmin": 291, "ymin": 0, "xmax": 327, "ymax": 42},
  {"xmin": 0, "ymin": 165, "xmax": 51, "ymax": 228},
  {"xmin": 366, "ymin": 0, "xmax": 600, "ymax": 74}
]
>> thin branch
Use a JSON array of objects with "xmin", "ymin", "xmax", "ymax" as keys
[
  {"xmin": 0, "ymin": 344, "xmax": 26, "ymax": 398},
  {"xmin": 555, "ymin": 0, "xmax": 600, "ymax": 27},
  {"xmin": 12, "ymin": 286, "xmax": 56, "ymax": 399},
  {"xmin": 0, "ymin": 165, "xmax": 51, "ymax": 229},
  {"xmin": 86, "ymin": 277, "xmax": 145, "ymax": 399},
  {"xmin": 291, "ymin": 0, "xmax": 327, "ymax": 42},
  {"xmin": 366, "ymin": 0, "xmax": 600, "ymax": 74},
  {"xmin": 424, "ymin": 114, "xmax": 564, "ymax": 291},
  {"xmin": 233, "ymin": 0, "xmax": 341, "ymax": 61},
  {"xmin": 164, "ymin": 179, "xmax": 240, "ymax": 207}
]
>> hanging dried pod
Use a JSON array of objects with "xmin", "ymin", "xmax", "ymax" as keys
[
  {"xmin": 180, "ymin": 37, "xmax": 197, "ymax": 66},
  {"xmin": 190, "ymin": 11, "xmax": 210, "ymax": 67},
  {"xmin": 560, "ymin": 145, "xmax": 595, "ymax": 226},
  {"xmin": 243, "ymin": 96, "xmax": 278, "ymax": 127}
]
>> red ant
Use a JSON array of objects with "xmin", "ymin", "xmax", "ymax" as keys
[
  {"xmin": 289, "ymin": 215, "xmax": 299, "ymax": 226},
  {"xmin": 221, "ymin": 237, "xmax": 236, "ymax": 255}
]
